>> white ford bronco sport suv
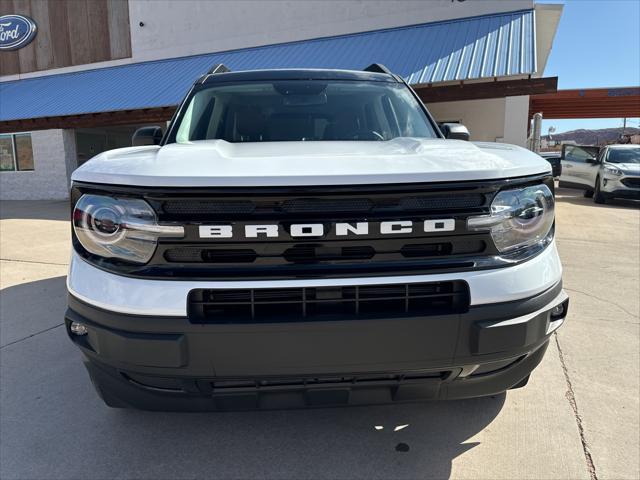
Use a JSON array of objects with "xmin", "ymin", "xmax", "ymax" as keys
[{"xmin": 66, "ymin": 65, "xmax": 568, "ymax": 411}]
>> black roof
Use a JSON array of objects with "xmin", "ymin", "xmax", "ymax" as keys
[{"xmin": 200, "ymin": 68, "xmax": 400, "ymax": 85}]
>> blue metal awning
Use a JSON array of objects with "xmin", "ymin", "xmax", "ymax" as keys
[{"xmin": 0, "ymin": 9, "xmax": 536, "ymax": 122}]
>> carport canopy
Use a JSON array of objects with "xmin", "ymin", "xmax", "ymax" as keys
[{"xmin": 529, "ymin": 87, "xmax": 640, "ymax": 119}]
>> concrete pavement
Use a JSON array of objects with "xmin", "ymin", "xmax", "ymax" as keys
[
  {"xmin": 553, "ymin": 189, "xmax": 640, "ymax": 480},
  {"xmin": 0, "ymin": 191, "xmax": 637, "ymax": 479}
]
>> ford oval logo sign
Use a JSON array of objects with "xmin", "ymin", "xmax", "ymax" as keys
[{"xmin": 0, "ymin": 15, "xmax": 37, "ymax": 51}]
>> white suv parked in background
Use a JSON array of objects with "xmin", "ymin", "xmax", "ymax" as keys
[{"xmin": 560, "ymin": 144, "xmax": 640, "ymax": 203}]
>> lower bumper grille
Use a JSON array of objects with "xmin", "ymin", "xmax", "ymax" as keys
[
  {"xmin": 621, "ymin": 177, "xmax": 640, "ymax": 188},
  {"xmin": 122, "ymin": 369, "xmax": 454, "ymax": 408},
  {"xmin": 210, "ymin": 370, "xmax": 450, "ymax": 392},
  {"xmin": 188, "ymin": 280, "xmax": 469, "ymax": 323},
  {"xmin": 126, "ymin": 370, "xmax": 450, "ymax": 392}
]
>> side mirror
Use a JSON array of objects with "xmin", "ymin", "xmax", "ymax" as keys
[
  {"xmin": 440, "ymin": 123, "xmax": 470, "ymax": 141},
  {"xmin": 132, "ymin": 126, "xmax": 163, "ymax": 146},
  {"xmin": 586, "ymin": 157, "xmax": 599, "ymax": 165}
]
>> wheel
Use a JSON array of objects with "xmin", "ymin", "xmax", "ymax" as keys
[
  {"xmin": 593, "ymin": 176, "xmax": 606, "ymax": 204},
  {"xmin": 583, "ymin": 189, "xmax": 594, "ymax": 198}
]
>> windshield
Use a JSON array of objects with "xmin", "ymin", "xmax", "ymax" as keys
[
  {"xmin": 606, "ymin": 147, "xmax": 640, "ymax": 164},
  {"xmin": 172, "ymin": 80, "xmax": 437, "ymax": 143}
]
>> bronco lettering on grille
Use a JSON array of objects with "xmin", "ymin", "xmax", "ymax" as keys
[{"xmin": 198, "ymin": 220, "xmax": 456, "ymax": 239}]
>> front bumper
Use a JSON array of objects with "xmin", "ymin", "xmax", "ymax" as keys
[
  {"xmin": 601, "ymin": 174, "xmax": 640, "ymax": 199},
  {"xmin": 67, "ymin": 241, "xmax": 564, "ymax": 316},
  {"xmin": 66, "ymin": 281, "xmax": 568, "ymax": 411}
]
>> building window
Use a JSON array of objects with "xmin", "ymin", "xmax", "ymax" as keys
[
  {"xmin": 0, "ymin": 133, "xmax": 34, "ymax": 172},
  {"xmin": 0, "ymin": 135, "xmax": 13, "ymax": 171}
]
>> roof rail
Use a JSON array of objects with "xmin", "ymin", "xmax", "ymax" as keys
[
  {"xmin": 363, "ymin": 63, "xmax": 393, "ymax": 75},
  {"xmin": 207, "ymin": 64, "xmax": 230, "ymax": 74}
]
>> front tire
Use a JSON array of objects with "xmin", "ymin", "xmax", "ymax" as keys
[{"xmin": 594, "ymin": 176, "xmax": 606, "ymax": 204}]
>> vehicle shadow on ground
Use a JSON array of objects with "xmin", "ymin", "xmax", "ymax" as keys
[
  {"xmin": 0, "ymin": 200, "xmax": 69, "ymax": 221},
  {"xmin": 555, "ymin": 187, "xmax": 640, "ymax": 209},
  {"xmin": 107, "ymin": 394, "xmax": 505, "ymax": 479},
  {"xmin": 1, "ymin": 276, "xmax": 506, "ymax": 480},
  {"xmin": 0, "ymin": 276, "xmax": 68, "ymax": 347}
]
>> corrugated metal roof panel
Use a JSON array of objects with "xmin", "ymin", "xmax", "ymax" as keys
[{"xmin": 0, "ymin": 9, "xmax": 536, "ymax": 122}]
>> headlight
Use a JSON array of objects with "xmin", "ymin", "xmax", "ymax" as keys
[
  {"xmin": 603, "ymin": 165, "xmax": 623, "ymax": 176},
  {"xmin": 467, "ymin": 184, "xmax": 554, "ymax": 253},
  {"xmin": 73, "ymin": 194, "xmax": 184, "ymax": 264}
]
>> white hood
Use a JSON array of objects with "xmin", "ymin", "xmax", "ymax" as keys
[{"xmin": 71, "ymin": 138, "xmax": 551, "ymax": 187}]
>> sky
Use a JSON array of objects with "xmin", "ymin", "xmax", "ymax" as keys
[{"xmin": 538, "ymin": 0, "xmax": 640, "ymax": 134}]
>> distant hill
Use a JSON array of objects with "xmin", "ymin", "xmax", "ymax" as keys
[{"xmin": 543, "ymin": 127, "xmax": 640, "ymax": 146}]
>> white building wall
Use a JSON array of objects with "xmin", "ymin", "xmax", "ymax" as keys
[
  {"xmin": 0, "ymin": 129, "xmax": 76, "ymax": 200},
  {"xmin": 1, "ymin": 0, "xmax": 533, "ymax": 81},
  {"xmin": 129, "ymin": 0, "xmax": 533, "ymax": 63},
  {"xmin": 426, "ymin": 98, "xmax": 506, "ymax": 143},
  {"xmin": 426, "ymin": 96, "xmax": 529, "ymax": 147}
]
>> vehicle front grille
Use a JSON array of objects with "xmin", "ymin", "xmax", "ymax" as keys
[
  {"xmin": 72, "ymin": 176, "xmax": 553, "ymax": 279},
  {"xmin": 188, "ymin": 280, "xmax": 469, "ymax": 323},
  {"xmin": 150, "ymin": 183, "xmax": 498, "ymax": 279},
  {"xmin": 162, "ymin": 200, "xmax": 256, "ymax": 215},
  {"xmin": 621, "ymin": 177, "xmax": 640, "ymax": 188},
  {"xmin": 163, "ymin": 239, "xmax": 486, "ymax": 264},
  {"xmin": 159, "ymin": 193, "xmax": 486, "ymax": 220}
]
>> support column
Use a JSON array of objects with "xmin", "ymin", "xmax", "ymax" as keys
[{"xmin": 503, "ymin": 95, "xmax": 531, "ymax": 147}]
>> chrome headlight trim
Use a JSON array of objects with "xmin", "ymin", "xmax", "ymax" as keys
[
  {"xmin": 467, "ymin": 184, "xmax": 555, "ymax": 253},
  {"xmin": 73, "ymin": 194, "xmax": 184, "ymax": 264}
]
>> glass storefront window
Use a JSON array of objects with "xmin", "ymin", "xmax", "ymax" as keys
[{"xmin": 0, "ymin": 133, "xmax": 34, "ymax": 171}]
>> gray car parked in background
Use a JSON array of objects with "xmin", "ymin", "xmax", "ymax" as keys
[{"xmin": 560, "ymin": 144, "xmax": 640, "ymax": 204}]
